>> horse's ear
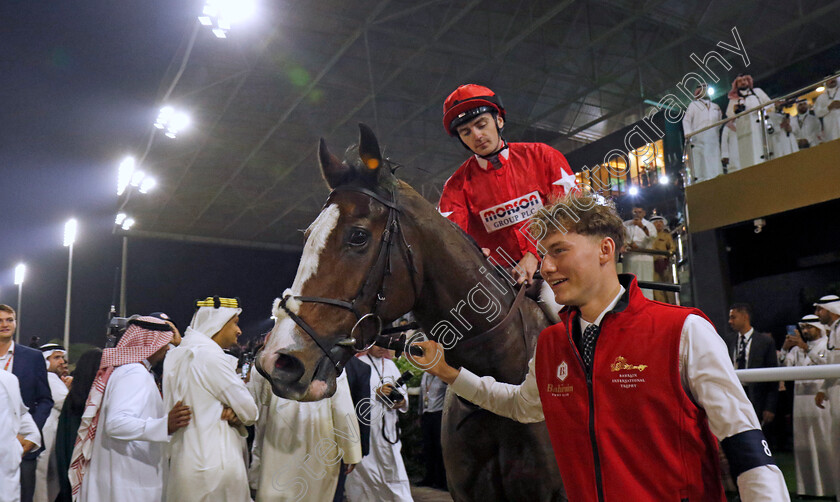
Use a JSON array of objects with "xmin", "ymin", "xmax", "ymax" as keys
[
  {"xmin": 358, "ymin": 123, "xmax": 382, "ymax": 174},
  {"xmin": 319, "ymin": 137, "xmax": 349, "ymax": 189}
]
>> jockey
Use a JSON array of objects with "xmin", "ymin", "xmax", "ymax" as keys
[{"xmin": 439, "ymin": 84, "xmax": 577, "ymax": 319}]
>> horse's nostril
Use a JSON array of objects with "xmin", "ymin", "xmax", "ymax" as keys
[{"xmin": 273, "ymin": 353, "xmax": 305, "ymax": 382}]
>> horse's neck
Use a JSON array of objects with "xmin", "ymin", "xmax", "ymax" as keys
[{"xmin": 400, "ymin": 188, "xmax": 534, "ymax": 382}]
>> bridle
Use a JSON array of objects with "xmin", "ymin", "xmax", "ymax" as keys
[{"xmin": 275, "ymin": 184, "xmax": 420, "ymax": 373}]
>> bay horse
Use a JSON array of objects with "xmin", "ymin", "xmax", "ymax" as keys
[{"xmin": 256, "ymin": 124, "xmax": 565, "ymax": 501}]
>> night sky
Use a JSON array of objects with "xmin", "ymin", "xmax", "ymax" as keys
[{"xmin": 1, "ymin": 0, "xmax": 299, "ymax": 350}]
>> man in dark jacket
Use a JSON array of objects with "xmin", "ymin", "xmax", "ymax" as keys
[
  {"xmin": 333, "ymin": 354, "xmax": 371, "ymax": 501},
  {"xmin": 0, "ymin": 304, "xmax": 53, "ymax": 502},
  {"xmin": 728, "ymin": 303, "xmax": 779, "ymax": 427}
]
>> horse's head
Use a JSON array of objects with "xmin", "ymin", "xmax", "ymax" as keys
[{"xmin": 256, "ymin": 124, "xmax": 420, "ymax": 401}]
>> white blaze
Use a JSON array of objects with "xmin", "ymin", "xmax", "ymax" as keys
[
  {"xmin": 293, "ymin": 203, "xmax": 341, "ymax": 294},
  {"xmin": 265, "ymin": 203, "xmax": 341, "ymax": 354}
]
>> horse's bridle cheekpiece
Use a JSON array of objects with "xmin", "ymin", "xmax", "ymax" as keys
[{"xmin": 276, "ymin": 185, "xmax": 420, "ymax": 374}]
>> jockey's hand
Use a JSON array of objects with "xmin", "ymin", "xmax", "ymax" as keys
[
  {"xmin": 514, "ymin": 252, "xmax": 539, "ymax": 285},
  {"xmin": 816, "ymin": 391, "xmax": 828, "ymax": 409},
  {"xmin": 408, "ymin": 340, "xmax": 460, "ymax": 385},
  {"xmin": 345, "ymin": 463, "xmax": 357, "ymax": 475},
  {"xmin": 481, "ymin": 248, "xmax": 491, "ymax": 257}
]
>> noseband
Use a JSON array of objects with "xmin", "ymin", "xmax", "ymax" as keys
[{"xmin": 275, "ymin": 185, "xmax": 420, "ymax": 373}]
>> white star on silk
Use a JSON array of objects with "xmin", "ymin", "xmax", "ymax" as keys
[
  {"xmin": 552, "ymin": 171, "xmax": 578, "ymax": 193},
  {"xmin": 439, "ymin": 210, "xmax": 453, "ymax": 218}
]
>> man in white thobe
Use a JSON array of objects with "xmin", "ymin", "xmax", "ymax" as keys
[
  {"xmin": 70, "ymin": 316, "xmax": 190, "ymax": 502},
  {"xmin": 247, "ymin": 345, "xmax": 362, "ymax": 502},
  {"xmin": 164, "ymin": 296, "xmax": 258, "ymax": 502},
  {"xmin": 622, "ymin": 206, "xmax": 657, "ymax": 300},
  {"xmin": 814, "ymin": 77, "xmax": 840, "ymax": 142},
  {"xmin": 1, "ymin": 370, "xmax": 41, "ymax": 502},
  {"xmin": 791, "ymin": 100, "xmax": 822, "ymax": 149},
  {"xmin": 766, "ymin": 102, "xmax": 799, "ymax": 159},
  {"xmin": 814, "ymin": 295, "xmax": 840, "ymax": 501},
  {"xmin": 779, "ymin": 315, "xmax": 833, "ymax": 496},
  {"xmin": 345, "ymin": 348, "xmax": 413, "ymax": 502},
  {"xmin": 34, "ymin": 344, "xmax": 70, "ymax": 502},
  {"xmin": 720, "ymin": 120, "xmax": 740, "ymax": 173},
  {"xmin": 726, "ymin": 74, "xmax": 771, "ymax": 168},
  {"xmin": 683, "ymin": 82, "xmax": 722, "ymax": 182}
]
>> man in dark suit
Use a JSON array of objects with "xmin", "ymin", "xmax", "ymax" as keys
[
  {"xmin": 333, "ymin": 354, "xmax": 371, "ymax": 502},
  {"xmin": 728, "ymin": 303, "xmax": 778, "ymax": 427},
  {"xmin": 0, "ymin": 304, "xmax": 53, "ymax": 502}
]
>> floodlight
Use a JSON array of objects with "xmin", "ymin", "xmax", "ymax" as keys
[
  {"xmin": 14, "ymin": 263, "xmax": 25, "ymax": 285},
  {"xmin": 628, "ymin": 186, "xmax": 639, "ymax": 196},
  {"xmin": 117, "ymin": 156, "xmax": 136, "ymax": 195},
  {"xmin": 130, "ymin": 170, "xmax": 146, "ymax": 187},
  {"xmin": 707, "ymin": 86, "xmax": 715, "ymax": 97},
  {"xmin": 115, "ymin": 213, "xmax": 127, "ymax": 225},
  {"xmin": 659, "ymin": 175, "xmax": 669, "ymax": 185},
  {"xmin": 139, "ymin": 177, "xmax": 157, "ymax": 194},
  {"xmin": 218, "ymin": 0, "xmax": 257, "ymax": 24},
  {"xmin": 64, "ymin": 219, "xmax": 77, "ymax": 247},
  {"xmin": 154, "ymin": 106, "xmax": 174, "ymax": 129},
  {"xmin": 155, "ymin": 106, "xmax": 190, "ymax": 138},
  {"xmin": 199, "ymin": 0, "xmax": 256, "ymax": 38},
  {"xmin": 122, "ymin": 218, "xmax": 136, "ymax": 231},
  {"xmin": 816, "ymin": 86, "xmax": 825, "ymax": 93}
]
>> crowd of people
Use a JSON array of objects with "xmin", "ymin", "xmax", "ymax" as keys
[
  {"xmin": 0, "ymin": 298, "xmax": 451, "ymax": 502},
  {"xmin": 618, "ymin": 205, "xmax": 678, "ymax": 304},
  {"xmin": 4, "ymin": 80, "xmax": 838, "ymax": 502},
  {"xmin": 684, "ymin": 74, "xmax": 840, "ymax": 182}
]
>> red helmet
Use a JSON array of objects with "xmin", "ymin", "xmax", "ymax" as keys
[{"xmin": 442, "ymin": 84, "xmax": 505, "ymax": 136}]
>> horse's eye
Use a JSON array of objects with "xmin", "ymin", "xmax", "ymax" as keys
[{"xmin": 348, "ymin": 229, "xmax": 369, "ymax": 247}]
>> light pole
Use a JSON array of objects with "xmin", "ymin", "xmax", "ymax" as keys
[
  {"xmin": 64, "ymin": 219, "xmax": 77, "ymax": 352},
  {"xmin": 14, "ymin": 263, "xmax": 25, "ymax": 344}
]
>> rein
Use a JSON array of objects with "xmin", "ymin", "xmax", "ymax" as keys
[
  {"xmin": 276, "ymin": 185, "xmax": 420, "ymax": 372},
  {"xmin": 275, "ymin": 183, "xmax": 529, "ymax": 373}
]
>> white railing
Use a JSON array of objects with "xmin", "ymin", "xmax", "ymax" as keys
[{"xmin": 735, "ymin": 364, "xmax": 840, "ymax": 383}]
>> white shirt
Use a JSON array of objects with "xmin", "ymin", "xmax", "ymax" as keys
[
  {"xmin": 345, "ymin": 355, "xmax": 413, "ymax": 502},
  {"xmin": 734, "ymin": 328, "xmax": 755, "ymax": 368},
  {"xmin": 623, "ymin": 219, "xmax": 656, "ymax": 249},
  {"xmin": 790, "ymin": 112, "xmax": 821, "ymax": 147},
  {"xmin": 683, "ymin": 98, "xmax": 722, "ymax": 137},
  {"xmin": 1, "ymin": 370, "xmax": 40, "ymax": 502},
  {"xmin": 248, "ymin": 369, "xmax": 361, "ymax": 501},
  {"xmin": 164, "ymin": 332, "xmax": 258, "ymax": 502},
  {"xmin": 1, "ymin": 341, "xmax": 16, "ymax": 372},
  {"xmin": 419, "ymin": 373, "xmax": 447, "ymax": 414},
  {"xmin": 779, "ymin": 336, "xmax": 828, "ymax": 395},
  {"xmin": 451, "ymin": 300, "xmax": 789, "ymax": 502},
  {"xmin": 79, "ymin": 362, "xmax": 169, "ymax": 502}
]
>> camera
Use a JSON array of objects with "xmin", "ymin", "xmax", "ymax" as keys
[
  {"xmin": 378, "ymin": 370, "xmax": 413, "ymax": 404},
  {"xmin": 734, "ymin": 103, "xmax": 746, "ymax": 114},
  {"xmin": 106, "ymin": 316, "xmax": 131, "ymax": 348}
]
